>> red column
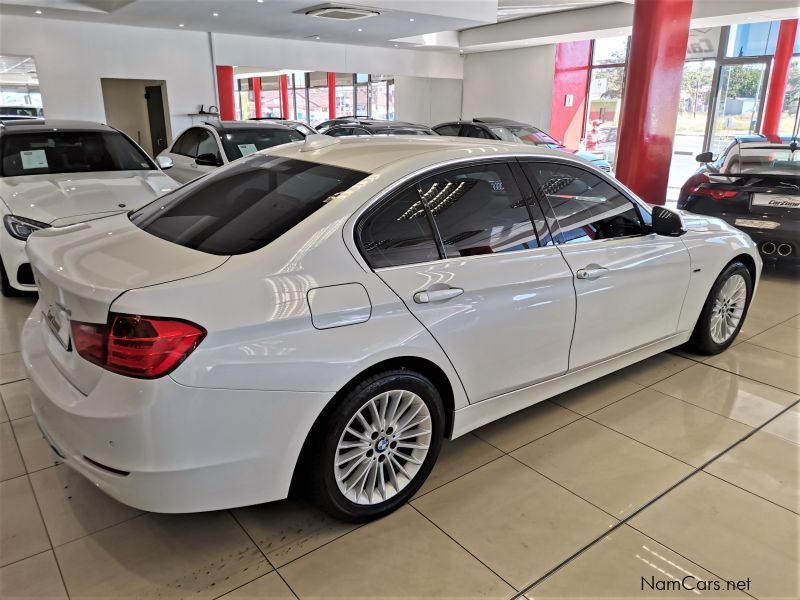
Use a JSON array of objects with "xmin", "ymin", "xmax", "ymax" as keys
[
  {"xmin": 761, "ymin": 18, "xmax": 798, "ymax": 140},
  {"xmin": 328, "ymin": 72, "xmax": 337, "ymax": 120},
  {"xmin": 279, "ymin": 74, "xmax": 290, "ymax": 119},
  {"xmin": 614, "ymin": 0, "xmax": 693, "ymax": 206},
  {"xmin": 215, "ymin": 65, "xmax": 235, "ymax": 120},
  {"xmin": 250, "ymin": 77, "xmax": 263, "ymax": 119},
  {"xmin": 550, "ymin": 41, "xmax": 591, "ymax": 150}
]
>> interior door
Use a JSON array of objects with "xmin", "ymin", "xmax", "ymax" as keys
[
  {"xmin": 522, "ymin": 160, "xmax": 691, "ymax": 370},
  {"xmin": 145, "ymin": 85, "xmax": 168, "ymax": 156},
  {"xmin": 359, "ymin": 161, "xmax": 576, "ymax": 403}
]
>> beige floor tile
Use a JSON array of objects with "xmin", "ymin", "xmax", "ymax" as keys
[
  {"xmin": 0, "ymin": 422, "xmax": 25, "ymax": 482},
  {"xmin": 737, "ymin": 311, "xmax": 789, "ymax": 342},
  {"xmin": 512, "ymin": 419, "xmax": 692, "ymax": 518},
  {"xmin": 762, "ymin": 405, "xmax": 799, "ymax": 445},
  {"xmin": 0, "ymin": 327, "xmax": 22, "ymax": 355},
  {"xmin": 747, "ymin": 323, "xmax": 800, "ymax": 357},
  {"xmin": 0, "ymin": 399, "xmax": 6, "ymax": 423},
  {"xmin": 652, "ymin": 363, "xmax": 797, "ymax": 428},
  {"xmin": 0, "ymin": 551, "xmax": 68, "ymax": 600},
  {"xmin": 280, "ymin": 505, "xmax": 514, "ymax": 598},
  {"xmin": 233, "ymin": 498, "xmax": 357, "ymax": 569},
  {"xmin": 528, "ymin": 525, "xmax": 744, "ymax": 599},
  {"xmin": 616, "ymin": 353, "xmax": 695, "ymax": 387},
  {"xmin": 705, "ymin": 342, "xmax": 799, "ymax": 394},
  {"xmin": 784, "ymin": 315, "xmax": 800, "ymax": 329},
  {"xmin": 0, "ymin": 380, "xmax": 32, "ymax": 421},
  {"xmin": 631, "ymin": 472, "xmax": 799, "ymax": 600},
  {"xmin": 705, "ymin": 431, "xmax": 799, "ymax": 513},
  {"xmin": 0, "ymin": 353, "xmax": 25, "ymax": 385},
  {"xmin": 11, "ymin": 416, "xmax": 60, "ymax": 473},
  {"xmin": 413, "ymin": 455, "xmax": 616, "ymax": 589},
  {"xmin": 218, "ymin": 571, "xmax": 296, "ymax": 599},
  {"xmin": 55, "ymin": 512, "xmax": 271, "ymax": 599},
  {"xmin": 473, "ymin": 401, "xmax": 581, "ymax": 452},
  {"xmin": 592, "ymin": 389, "xmax": 752, "ymax": 467},
  {"xmin": 550, "ymin": 373, "xmax": 644, "ymax": 416},
  {"xmin": 29, "ymin": 464, "xmax": 143, "ymax": 547},
  {"xmin": 0, "ymin": 476, "xmax": 51, "ymax": 567},
  {"xmin": 415, "ymin": 433, "xmax": 503, "ymax": 496}
]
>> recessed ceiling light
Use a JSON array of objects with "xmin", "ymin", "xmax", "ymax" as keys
[
  {"xmin": 178, "ymin": 23, "xmax": 185, "ymax": 27},
  {"xmin": 357, "ymin": 28, "xmax": 363, "ymax": 31},
  {"xmin": 409, "ymin": 18, "xmax": 415, "ymax": 22},
  {"xmin": 34, "ymin": 9, "xmax": 42, "ymax": 14},
  {"xmin": 257, "ymin": 0, "xmax": 264, "ymax": 3},
  {"xmin": 394, "ymin": 44, "xmax": 399, "ymax": 47},
  {"xmin": 213, "ymin": 12, "xmax": 219, "ymax": 17},
  {"xmin": 315, "ymin": 36, "xmax": 321, "ymax": 40}
]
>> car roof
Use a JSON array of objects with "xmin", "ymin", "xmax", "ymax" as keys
[
  {"xmin": 0, "ymin": 119, "xmax": 116, "ymax": 134},
  {"xmin": 268, "ymin": 135, "xmax": 579, "ymax": 174},
  {"xmin": 204, "ymin": 120, "xmax": 293, "ymax": 131},
  {"xmin": 434, "ymin": 118, "xmax": 531, "ymax": 128},
  {"xmin": 733, "ymin": 134, "xmax": 798, "ymax": 146}
]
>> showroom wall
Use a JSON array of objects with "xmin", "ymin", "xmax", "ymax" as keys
[
  {"xmin": 462, "ymin": 44, "xmax": 556, "ymax": 129},
  {"xmin": 394, "ymin": 76, "xmax": 463, "ymax": 125},
  {"xmin": 0, "ymin": 14, "xmax": 464, "ymax": 138}
]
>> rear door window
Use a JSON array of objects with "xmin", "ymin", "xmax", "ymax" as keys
[
  {"xmin": 131, "ymin": 155, "xmax": 368, "ymax": 255},
  {"xmin": 173, "ymin": 129, "xmax": 201, "ymax": 157},
  {"xmin": 434, "ymin": 124, "xmax": 462, "ymax": 136}
]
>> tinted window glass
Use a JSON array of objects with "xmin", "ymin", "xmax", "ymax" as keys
[
  {"xmin": 219, "ymin": 128, "xmax": 303, "ymax": 161},
  {"xmin": 1, "ymin": 130, "xmax": 154, "ymax": 177},
  {"xmin": 359, "ymin": 187, "xmax": 440, "ymax": 268},
  {"xmin": 173, "ymin": 129, "xmax": 201, "ymax": 157},
  {"xmin": 327, "ymin": 127, "xmax": 353, "ymax": 137},
  {"xmin": 463, "ymin": 125, "xmax": 493, "ymax": 139},
  {"xmin": 131, "ymin": 155, "xmax": 367, "ymax": 255},
  {"xmin": 489, "ymin": 126, "xmax": 561, "ymax": 147},
  {"xmin": 351, "ymin": 127, "xmax": 372, "ymax": 136},
  {"xmin": 420, "ymin": 163, "xmax": 539, "ymax": 257},
  {"xmin": 196, "ymin": 130, "xmax": 220, "ymax": 161},
  {"xmin": 434, "ymin": 124, "xmax": 462, "ymax": 136},
  {"xmin": 525, "ymin": 162, "xmax": 645, "ymax": 244}
]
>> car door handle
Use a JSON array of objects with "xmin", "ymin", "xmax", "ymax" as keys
[
  {"xmin": 576, "ymin": 266, "xmax": 609, "ymax": 280},
  {"xmin": 413, "ymin": 287, "xmax": 464, "ymax": 304}
]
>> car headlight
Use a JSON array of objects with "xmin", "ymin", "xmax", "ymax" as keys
[{"xmin": 3, "ymin": 215, "xmax": 50, "ymax": 241}]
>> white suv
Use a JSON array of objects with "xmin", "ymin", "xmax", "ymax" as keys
[{"xmin": 0, "ymin": 119, "xmax": 177, "ymax": 295}]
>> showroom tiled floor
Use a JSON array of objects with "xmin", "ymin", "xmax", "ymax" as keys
[{"xmin": 0, "ymin": 269, "xmax": 798, "ymax": 600}]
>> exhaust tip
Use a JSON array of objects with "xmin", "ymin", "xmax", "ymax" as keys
[
  {"xmin": 761, "ymin": 242, "xmax": 776, "ymax": 255},
  {"xmin": 777, "ymin": 243, "xmax": 793, "ymax": 257}
]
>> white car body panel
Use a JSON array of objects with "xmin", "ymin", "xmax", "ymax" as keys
[{"xmin": 21, "ymin": 136, "xmax": 762, "ymax": 513}]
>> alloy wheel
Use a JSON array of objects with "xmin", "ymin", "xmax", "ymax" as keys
[{"xmin": 710, "ymin": 273, "xmax": 747, "ymax": 344}]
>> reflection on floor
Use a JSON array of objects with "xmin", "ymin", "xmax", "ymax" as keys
[{"xmin": 1, "ymin": 269, "xmax": 797, "ymax": 600}]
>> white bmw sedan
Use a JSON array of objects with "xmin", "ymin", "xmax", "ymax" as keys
[
  {"xmin": 21, "ymin": 135, "xmax": 760, "ymax": 522},
  {"xmin": 0, "ymin": 119, "xmax": 177, "ymax": 295}
]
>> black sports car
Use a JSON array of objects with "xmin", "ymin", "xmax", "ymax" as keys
[{"xmin": 679, "ymin": 135, "xmax": 800, "ymax": 264}]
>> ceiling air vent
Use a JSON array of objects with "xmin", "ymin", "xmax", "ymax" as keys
[{"xmin": 304, "ymin": 5, "xmax": 381, "ymax": 21}]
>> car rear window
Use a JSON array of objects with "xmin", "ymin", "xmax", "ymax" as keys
[
  {"xmin": 219, "ymin": 127, "xmax": 304, "ymax": 160},
  {"xmin": 1, "ymin": 130, "xmax": 154, "ymax": 176},
  {"xmin": 130, "ymin": 155, "xmax": 368, "ymax": 255}
]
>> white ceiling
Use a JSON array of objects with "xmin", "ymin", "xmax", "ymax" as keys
[{"xmin": 0, "ymin": 0, "xmax": 635, "ymax": 50}]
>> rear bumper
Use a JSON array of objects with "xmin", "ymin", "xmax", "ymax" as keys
[
  {"xmin": 702, "ymin": 214, "xmax": 799, "ymax": 262},
  {"xmin": 21, "ymin": 306, "xmax": 333, "ymax": 513}
]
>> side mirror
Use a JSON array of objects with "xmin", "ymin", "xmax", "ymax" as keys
[
  {"xmin": 695, "ymin": 151, "xmax": 713, "ymax": 163},
  {"xmin": 652, "ymin": 206, "xmax": 685, "ymax": 237},
  {"xmin": 156, "ymin": 155, "xmax": 173, "ymax": 170},
  {"xmin": 195, "ymin": 153, "xmax": 222, "ymax": 167}
]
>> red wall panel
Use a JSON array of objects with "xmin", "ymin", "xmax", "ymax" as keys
[{"xmin": 550, "ymin": 40, "xmax": 591, "ymax": 149}]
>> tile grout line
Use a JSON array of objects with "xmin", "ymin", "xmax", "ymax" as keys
[
  {"xmin": 509, "ymin": 396, "xmax": 800, "ymax": 600},
  {"xmin": 226, "ymin": 509, "xmax": 301, "ymax": 600},
  {"xmin": 408, "ymin": 503, "xmax": 520, "ymax": 594},
  {"xmin": 701, "ymin": 469, "xmax": 799, "ymax": 516}
]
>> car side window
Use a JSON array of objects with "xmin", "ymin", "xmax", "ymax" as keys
[
  {"xmin": 419, "ymin": 163, "xmax": 540, "ymax": 257},
  {"xmin": 173, "ymin": 128, "xmax": 201, "ymax": 157},
  {"xmin": 359, "ymin": 187, "xmax": 441, "ymax": 268},
  {"xmin": 524, "ymin": 162, "xmax": 646, "ymax": 244},
  {"xmin": 328, "ymin": 127, "xmax": 353, "ymax": 137},
  {"xmin": 351, "ymin": 127, "xmax": 372, "ymax": 136},
  {"xmin": 434, "ymin": 124, "xmax": 462, "ymax": 136},
  {"xmin": 463, "ymin": 125, "xmax": 492, "ymax": 139},
  {"xmin": 196, "ymin": 130, "xmax": 221, "ymax": 161}
]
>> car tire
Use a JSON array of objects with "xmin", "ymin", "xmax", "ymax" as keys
[
  {"xmin": 309, "ymin": 369, "xmax": 444, "ymax": 522},
  {"xmin": 688, "ymin": 260, "xmax": 752, "ymax": 355},
  {"xmin": 1, "ymin": 258, "xmax": 21, "ymax": 297}
]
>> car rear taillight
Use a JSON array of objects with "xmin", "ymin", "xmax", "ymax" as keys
[
  {"xmin": 70, "ymin": 314, "xmax": 206, "ymax": 379},
  {"xmin": 679, "ymin": 173, "xmax": 738, "ymax": 204},
  {"xmin": 692, "ymin": 187, "xmax": 739, "ymax": 201}
]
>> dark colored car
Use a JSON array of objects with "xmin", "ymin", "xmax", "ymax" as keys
[
  {"xmin": 315, "ymin": 116, "xmax": 369, "ymax": 134},
  {"xmin": 324, "ymin": 119, "xmax": 437, "ymax": 137},
  {"xmin": 249, "ymin": 117, "xmax": 315, "ymax": 136},
  {"xmin": 678, "ymin": 135, "xmax": 799, "ymax": 263},
  {"xmin": 433, "ymin": 117, "xmax": 613, "ymax": 174}
]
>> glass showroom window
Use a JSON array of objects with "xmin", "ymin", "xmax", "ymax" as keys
[
  {"xmin": 369, "ymin": 75, "xmax": 390, "ymax": 120},
  {"xmin": 781, "ymin": 57, "xmax": 800, "ymax": 136},
  {"xmin": 335, "ymin": 73, "xmax": 355, "ymax": 117},
  {"xmin": 236, "ymin": 79, "xmax": 254, "ymax": 120},
  {"xmin": 307, "ymin": 71, "xmax": 329, "ymax": 126},
  {"xmin": 355, "ymin": 73, "xmax": 369, "ymax": 117},
  {"xmin": 0, "ymin": 55, "xmax": 43, "ymax": 117},
  {"xmin": 260, "ymin": 76, "xmax": 282, "ymax": 118},
  {"xmin": 291, "ymin": 73, "xmax": 308, "ymax": 123},
  {"xmin": 584, "ymin": 36, "xmax": 629, "ymax": 166}
]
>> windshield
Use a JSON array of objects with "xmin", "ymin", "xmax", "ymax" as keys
[
  {"xmin": 219, "ymin": 128, "xmax": 304, "ymax": 161},
  {"xmin": 726, "ymin": 145, "xmax": 800, "ymax": 176},
  {"xmin": 131, "ymin": 155, "xmax": 368, "ymax": 255},
  {"xmin": 1, "ymin": 130, "xmax": 154, "ymax": 177},
  {"xmin": 489, "ymin": 125, "xmax": 562, "ymax": 147}
]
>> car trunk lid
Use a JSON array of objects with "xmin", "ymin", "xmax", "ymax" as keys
[{"xmin": 26, "ymin": 213, "xmax": 228, "ymax": 394}]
